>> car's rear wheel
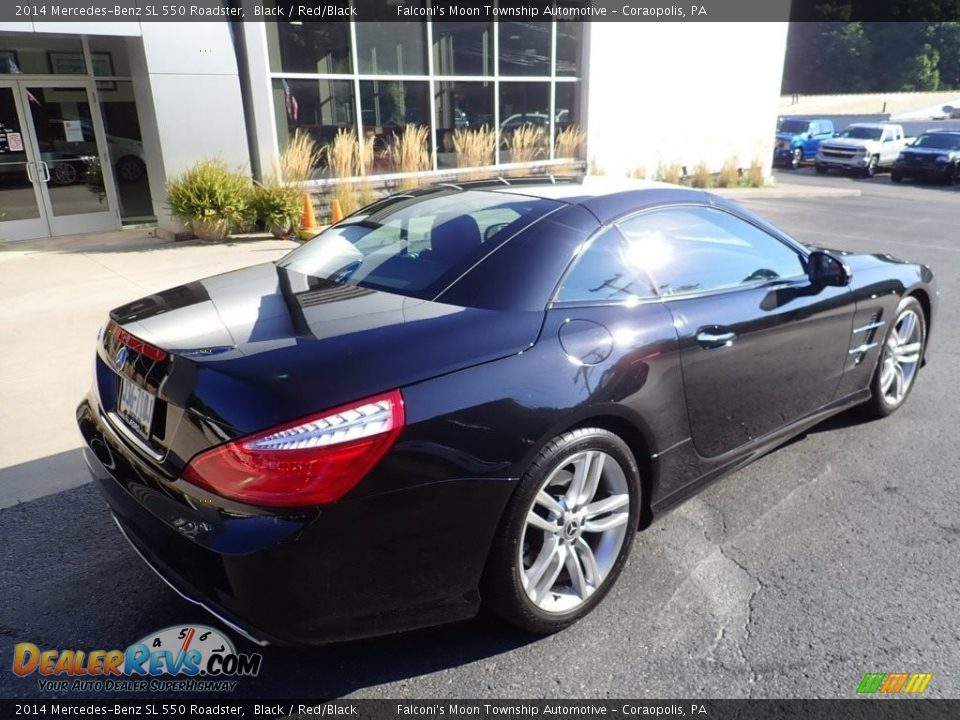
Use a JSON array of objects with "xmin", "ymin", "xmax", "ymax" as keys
[
  {"xmin": 482, "ymin": 428, "xmax": 640, "ymax": 634},
  {"xmin": 863, "ymin": 296, "xmax": 926, "ymax": 418},
  {"xmin": 790, "ymin": 148, "xmax": 803, "ymax": 169}
]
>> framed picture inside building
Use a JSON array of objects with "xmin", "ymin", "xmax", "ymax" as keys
[{"xmin": 48, "ymin": 51, "xmax": 115, "ymax": 88}]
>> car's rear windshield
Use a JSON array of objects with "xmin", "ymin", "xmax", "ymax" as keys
[
  {"xmin": 278, "ymin": 190, "xmax": 562, "ymax": 304},
  {"xmin": 838, "ymin": 127, "xmax": 883, "ymax": 140},
  {"xmin": 912, "ymin": 133, "xmax": 960, "ymax": 150},
  {"xmin": 778, "ymin": 120, "xmax": 809, "ymax": 134}
]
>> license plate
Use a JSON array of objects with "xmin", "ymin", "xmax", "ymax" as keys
[{"xmin": 117, "ymin": 377, "xmax": 155, "ymax": 437}]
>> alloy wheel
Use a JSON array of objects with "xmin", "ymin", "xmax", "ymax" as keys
[
  {"xmin": 791, "ymin": 149, "xmax": 802, "ymax": 169},
  {"xmin": 519, "ymin": 450, "xmax": 630, "ymax": 614},
  {"xmin": 879, "ymin": 309, "xmax": 922, "ymax": 405}
]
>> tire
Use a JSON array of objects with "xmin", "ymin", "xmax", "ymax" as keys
[
  {"xmin": 890, "ymin": 171, "xmax": 903, "ymax": 183},
  {"xmin": 862, "ymin": 296, "xmax": 926, "ymax": 419},
  {"xmin": 481, "ymin": 428, "xmax": 641, "ymax": 635},
  {"xmin": 863, "ymin": 155, "xmax": 879, "ymax": 178},
  {"xmin": 115, "ymin": 156, "xmax": 145, "ymax": 183},
  {"xmin": 815, "ymin": 164, "xmax": 828, "ymax": 175},
  {"xmin": 790, "ymin": 148, "xmax": 803, "ymax": 170}
]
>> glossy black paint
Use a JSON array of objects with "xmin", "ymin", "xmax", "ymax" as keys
[{"xmin": 77, "ymin": 181, "xmax": 938, "ymax": 645}]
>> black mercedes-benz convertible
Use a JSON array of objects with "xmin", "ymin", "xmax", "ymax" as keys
[{"xmin": 77, "ymin": 178, "xmax": 936, "ymax": 645}]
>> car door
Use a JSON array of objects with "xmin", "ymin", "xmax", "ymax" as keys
[
  {"xmin": 615, "ymin": 204, "xmax": 855, "ymax": 459},
  {"xmin": 803, "ymin": 122, "xmax": 820, "ymax": 156},
  {"xmin": 881, "ymin": 127, "xmax": 901, "ymax": 165}
]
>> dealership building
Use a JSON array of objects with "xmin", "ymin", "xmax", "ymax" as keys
[{"xmin": 0, "ymin": 20, "xmax": 789, "ymax": 241}]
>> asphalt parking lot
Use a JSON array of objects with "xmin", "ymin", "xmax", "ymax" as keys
[{"xmin": 1, "ymin": 172, "xmax": 958, "ymax": 701}]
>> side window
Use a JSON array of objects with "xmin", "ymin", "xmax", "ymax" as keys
[
  {"xmin": 556, "ymin": 227, "xmax": 659, "ymax": 304},
  {"xmin": 615, "ymin": 206, "xmax": 806, "ymax": 298}
]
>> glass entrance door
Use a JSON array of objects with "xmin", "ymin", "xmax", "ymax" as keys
[
  {"xmin": 0, "ymin": 79, "xmax": 121, "ymax": 241},
  {"xmin": 0, "ymin": 83, "xmax": 48, "ymax": 240},
  {"xmin": 20, "ymin": 81, "xmax": 121, "ymax": 237}
]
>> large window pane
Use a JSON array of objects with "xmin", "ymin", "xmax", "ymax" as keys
[
  {"xmin": 360, "ymin": 80, "xmax": 431, "ymax": 171},
  {"xmin": 266, "ymin": 22, "xmax": 352, "ymax": 74},
  {"xmin": 98, "ymin": 81, "xmax": 155, "ymax": 223},
  {"xmin": 0, "ymin": 33, "xmax": 85, "ymax": 75},
  {"xmin": 499, "ymin": 82, "xmax": 549, "ymax": 163},
  {"xmin": 435, "ymin": 81, "xmax": 494, "ymax": 169},
  {"xmin": 433, "ymin": 21, "xmax": 493, "ymax": 76},
  {"xmin": 355, "ymin": 22, "xmax": 427, "ymax": 75},
  {"xmin": 555, "ymin": 82, "xmax": 582, "ymax": 133},
  {"xmin": 273, "ymin": 79, "xmax": 355, "ymax": 173},
  {"xmin": 498, "ymin": 22, "xmax": 551, "ymax": 76},
  {"xmin": 556, "ymin": 21, "xmax": 583, "ymax": 77}
]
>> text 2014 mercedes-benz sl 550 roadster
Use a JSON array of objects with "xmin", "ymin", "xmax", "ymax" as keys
[{"xmin": 77, "ymin": 178, "xmax": 936, "ymax": 645}]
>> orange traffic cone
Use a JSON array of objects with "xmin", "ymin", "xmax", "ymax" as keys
[
  {"xmin": 298, "ymin": 192, "xmax": 319, "ymax": 241},
  {"xmin": 330, "ymin": 199, "xmax": 344, "ymax": 224}
]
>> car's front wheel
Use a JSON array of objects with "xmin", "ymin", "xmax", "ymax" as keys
[
  {"xmin": 863, "ymin": 155, "xmax": 879, "ymax": 178},
  {"xmin": 790, "ymin": 148, "xmax": 803, "ymax": 169},
  {"xmin": 864, "ymin": 296, "xmax": 926, "ymax": 418},
  {"xmin": 482, "ymin": 428, "xmax": 640, "ymax": 634}
]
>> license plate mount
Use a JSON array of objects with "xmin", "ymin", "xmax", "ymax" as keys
[{"xmin": 117, "ymin": 376, "xmax": 155, "ymax": 438}]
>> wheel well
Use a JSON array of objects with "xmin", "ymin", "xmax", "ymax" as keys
[
  {"xmin": 567, "ymin": 416, "xmax": 655, "ymax": 529},
  {"xmin": 907, "ymin": 288, "xmax": 932, "ymax": 340}
]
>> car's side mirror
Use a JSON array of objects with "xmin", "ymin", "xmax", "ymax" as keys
[{"xmin": 808, "ymin": 250, "xmax": 852, "ymax": 287}]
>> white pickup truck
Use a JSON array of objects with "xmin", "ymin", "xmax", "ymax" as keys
[{"xmin": 815, "ymin": 123, "xmax": 912, "ymax": 177}]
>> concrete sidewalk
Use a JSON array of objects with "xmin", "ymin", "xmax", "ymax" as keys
[{"xmin": 0, "ymin": 228, "xmax": 297, "ymax": 509}]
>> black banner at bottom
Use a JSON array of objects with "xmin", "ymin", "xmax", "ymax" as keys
[{"xmin": 1, "ymin": 699, "xmax": 957, "ymax": 720}]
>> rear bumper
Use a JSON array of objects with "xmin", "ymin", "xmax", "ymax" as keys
[{"xmin": 77, "ymin": 396, "xmax": 514, "ymax": 646}]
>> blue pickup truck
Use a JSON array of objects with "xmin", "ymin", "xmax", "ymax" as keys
[{"xmin": 774, "ymin": 118, "xmax": 835, "ymax": 169}]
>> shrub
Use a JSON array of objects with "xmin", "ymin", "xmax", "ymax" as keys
[
  {"xmin": 690, "ymin": 161, "xmax": 711, "ymax": 188},
  {"xmin": 388, "ymin": 124, "xmax": 431, "ymax": 189},
  {"xmin": 505, "ymin": 125, "xmax": 545, "ymax": 168},
  {"xmin": 452, "ymin": 125, "xmax": 496, "ymax": 173},
  {"xmin": 716, "ymin": 157, "xmax": 741, "ymax": 188},
  {"xmin": 629, "ymin": 166, "xmax": 647, "ymax": 180},
  {"xmin": 166, "ymin": 159, "xmax": 254, "ymax": 241},
  {"xmin": 657, "ymin": 162, "xmax": 683, "ymax": 184},
  {"xmin": 555, "ymin": 126, "xmax": 586, "ymax": 160},
  {"xmin": 252, "ymin": 181, "xmax": 303, "ymax": 238},
  {"xmin": 278, "ymin": 130, "xmax": 320, "ymax": 183},
  {"xmin": 746, "ymin": 158, "xmax": 765, "ymax": 187}
]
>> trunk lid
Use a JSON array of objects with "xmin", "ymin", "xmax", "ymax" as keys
[{"xmin": 100, "ymin": 262, "xmax": 544, "ymax": 454}]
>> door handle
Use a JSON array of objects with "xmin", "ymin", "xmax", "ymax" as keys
[
  {"xmin": 696, "ymin": 329, "xmax": 737, "ymax": 349},
  {"xmin": 25, "ymin": 161, "xmax": 36, "ymax": 184},
  {"xmin": 38, "ymin": 161, "xmax": 51, "ymax": 183}
]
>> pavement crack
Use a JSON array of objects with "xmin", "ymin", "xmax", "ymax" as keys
[{"xmin": 718, "ymin": 543, "xmax": 763, "ymax": 695}]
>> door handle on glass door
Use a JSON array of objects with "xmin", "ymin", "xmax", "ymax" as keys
[
  {"xmin": 25, "ymin": 162, "xmax": 36, "ymax": 184},
  {"xmin": 37, "ymin": 161, "xmax": 51, "ymax": 183},
  {"xmin": 696, "ymin": 329, "xmax": 737, "ymax": 349}
]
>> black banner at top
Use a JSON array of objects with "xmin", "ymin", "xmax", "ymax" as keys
[{"xmin": 3, "ymin": 0, "xmax": 960, "ymax": 23}]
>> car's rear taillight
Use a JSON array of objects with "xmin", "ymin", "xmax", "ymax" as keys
[
  {"xmin": 107, "ymin": 320, "xmax": 167, "ymax": 362},
  {"xmin": 181, "ymin": 390, "xmax": 405, "ymax": 507}
]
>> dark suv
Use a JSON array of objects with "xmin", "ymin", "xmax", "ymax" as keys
[{"xmin": 892, "ymin": 131, "xmax": 960, "ymax": 184}]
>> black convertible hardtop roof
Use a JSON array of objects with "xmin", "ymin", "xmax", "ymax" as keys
[{"xmin": 396, "ymin": 176, "xmax": 715, "ymax": 225}]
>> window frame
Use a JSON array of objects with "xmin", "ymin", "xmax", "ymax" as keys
[{"xmin": 549, "ymin": 202, "xmax": 812, "ymax": 309}]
